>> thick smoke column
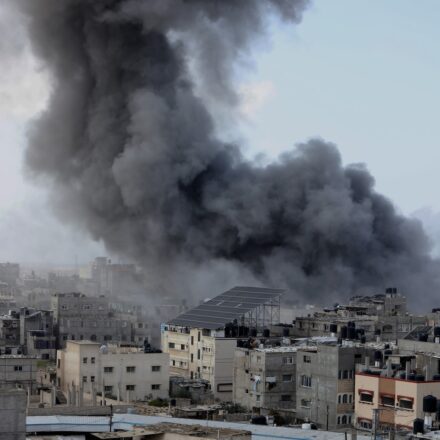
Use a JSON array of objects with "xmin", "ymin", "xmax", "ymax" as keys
[{"xmin": 16, "ymin": 0, "xmax": 440, "ymax": 304}]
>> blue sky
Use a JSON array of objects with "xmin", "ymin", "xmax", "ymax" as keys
[
  {"xmin": 240, "ymin": 0, "xmax": 440, "ymax": 214},
  {"xmin": 1, "ymin": 0, "xmax": 440, "ymax": 263}
]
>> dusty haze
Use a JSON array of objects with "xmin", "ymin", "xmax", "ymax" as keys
[{"xmin": 12, "ymin": 0, "xmax": 440, "ymax": 306}]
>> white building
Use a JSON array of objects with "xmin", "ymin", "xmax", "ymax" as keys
[{"xmin": 57, "ymin": 341, "xmax": 169, "ymax": 402}]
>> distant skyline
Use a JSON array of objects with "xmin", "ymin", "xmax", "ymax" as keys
[{"xmin": 1, "ymin": 0, "xmax": 440, "ymax": 263}]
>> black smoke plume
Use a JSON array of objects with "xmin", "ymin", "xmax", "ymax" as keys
[{"xmin": 15, "ymin": 0, "xmax": 440, "ymax": 304}]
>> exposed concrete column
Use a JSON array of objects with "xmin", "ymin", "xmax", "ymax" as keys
[
  {"xmin": 51, "ymin": 385, "xmax": 56, "ymax": 407},
  {"xmin": 67, "ymin": 387, "xmax": 72, "ymax": 406},
  {"xmin": 27, "ymin": 387, "xmax": 31, "ymax": 408},
  {"xmin": 405, "ymin": 361, "xmax": 411, "ymax": 380},
  {"xmin": 117, "ymin": 385, "xmax": 120, "ymax": 403},
  {"xmin": 92, "ymin": 382, "xmax": 97, "ymax": 406},
  {"xmin": 78, "ymin": 385, "xmax": 83, "ymax": 407},
  {"xmin": 71, "ymin": 384, "xmax": 76, "ymax": 406}
]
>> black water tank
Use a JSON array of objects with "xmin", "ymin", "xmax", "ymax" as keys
[
  {"xmin": 348, "ymin": 321, "xmax": 356, "ymax": 329},
  {"xmin": 282, "ymin": 327, "xmax": 290, "ymax": 337},
  {"xmin": 435, "ymin": 327, "xmax": 440, "ymax": 337},
  {"xmin": 418, "ymin": 334, "xmax": 429, "ymax": 342},
  {"xmin": 341, "ymin": 326, "xmax": 348, "ymax": 339},
  {"xmin": 330, "ymin": 323, "xmax": 338, "ymax": 333},
  {"xmin": 433, "ymin": 308, "xmax": 440, "ymax": 313},
  {"xmin": 360, "ymin": 336, "xmax": 366, "ymax": 344},
  {"xmin": 399, "ymin": 372, "xmax": 406, "ymax": 379},
  {"xmin": 408, "ymin": 373, "xmax": 416, "ymax": 381},
  {"xmin": 347, "ymin": 327, "xmax": 356, "ymax": 340},
  {"xmin": 423, "ymin": 395, "xmax": 437, "ymax": 413},
  {"xmin": 375, "ymin": 329, "xmax": 381, "ymax": 336},
  {"xmin": 384, "ymin": 349, "xmax": 392, "ymax": 356},
  {"xmin": 433, "ymin": 374, "xmax": 440, "ymax": 381},
  {"xmin": 374, "ymin": 351, "xmax": 383, "ymax": 361},
  {"xmin": 436, "ymin": 400, "xmax": 440, "ymax": 416},
  {"xmin": 413, "ymin": 418, "xmax": 424, "ymax": 434},
  {"xmin": 250, "ymin": 328, "xmax": 257, "ymax": 337},
  {"xmin": 416, "ymin": 374, "xmax": 425, "ymax": 382},
  {"xmin": 251, "ymin": 416, "xmax": 267, "ymax": 425},
  {"xmin": 263, "ymin": 329, "xmax": 270, "ymax": 338},
  {"xmin": 384, "ymin": 344, "xmax": 390, "ymax": 349}
]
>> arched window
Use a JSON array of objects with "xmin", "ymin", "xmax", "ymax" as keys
[
  {"xmin": 343, "ymin": 394, "xmax": 348, "ymax": 403},
  {"xmin": 91, "ymin": 334, "xmax": 97, "ymax": 341},
  {"xmin": 342, "ymin": 415, "xmax": 347, "ymax": 425},
  {"xmin": 338, "ymin": 394, "xmax": 342, "ymax": 404}
]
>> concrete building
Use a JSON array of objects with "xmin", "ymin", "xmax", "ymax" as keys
[
  {"xmin": 295, "ymin": 343, "xmax": 374, "ymax": 430},
  {"xmin": 355, "ymin": 369, "xmax": 440, "ymax": 431},
  {"xmin": 51, "ymin": 292, "xmax": 134, "ymax": 348},
  {"xmin": 162, "ymin": 286, "xmax": 284, "ymax": 401},
  {"xmin": 0, "ymin": 263, "xmax": 20, "ymax": 288},
  {"xmin": 57, "ymin": 341, "xmax": 169, "ymax": 402},
  {"xmin": 0, "ymin": 355, "xmax": 38, "ymax": 393},
  {"xmin": 233, "ymin": 344, "xmax": 297, "ymax": 413},
  {"xmin": 0, "ymin": 387, "xmax": 26, "ymax": 440}
]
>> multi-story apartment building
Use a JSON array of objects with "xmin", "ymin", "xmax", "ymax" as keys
[
  {"xmin": 51, "ymin": 293, "xmax": 136, "ymax": 348},
  {"xmin": 57, "ymin": 341, "xmax": 169, "ymax": 402},
  {"xmin": 233, "ymin": 344, "xmax": 297, "ymax": 412},
  {"xmin": 0, "ymin": 263, "xmax": 20, "ymax": 288},
  {"xmin": 295, "ymin": 343, "xmax": 374, "ymax": 430},
  {"xmin": 162, "ymin": 286, "xmax": 284, "ymax": 401},
  {"xmin": 355, "ymin": 368, "xmax": 440, "ymax": 431}
]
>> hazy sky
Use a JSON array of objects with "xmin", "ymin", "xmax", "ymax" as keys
[{"xmin": 1, "ymin": 0, "xmax": 440, "ymax": 264}]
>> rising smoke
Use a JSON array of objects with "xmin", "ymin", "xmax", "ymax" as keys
[{"xmin": 14, "ymin": 0, "xmax": 440, "ymax": 304}]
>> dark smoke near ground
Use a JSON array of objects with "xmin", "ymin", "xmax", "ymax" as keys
[{"xmin": 15, "ymin": 0, "xmax": 440, "ymax": 305}]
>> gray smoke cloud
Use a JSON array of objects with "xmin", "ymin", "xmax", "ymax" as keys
[{"xmin": 14, "ymin": 0, "xmax": 440, "ymax": 306}]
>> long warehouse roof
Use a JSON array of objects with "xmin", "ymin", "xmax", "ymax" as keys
[{"xmin": 168, "ymin": 286, "xmax": 284, "ymax": 330}]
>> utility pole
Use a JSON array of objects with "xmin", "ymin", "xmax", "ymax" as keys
[
  {"xmin": 326, "ymin": 404, "xmax": 329, "ymax": 431},
  {"xmin": 109, "ymin": 404, "xmax": 113, "ymax": 432},
  {"xmin": 372, "ymin": 408, "xmax": 380, "ymax": 440}
]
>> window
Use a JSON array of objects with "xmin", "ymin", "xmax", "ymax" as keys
[
  {"xmin": 82, "ymin": 376, "xmax": 87, "ymax": 382},
  {"xmin": 256, "ymin": 395, "xmax": 261, "ymax": 401},
  {"xmin": 104, "ymin": 367, "xmax": 113, "ymax": 373},
  {"xmin": 282, "ymin": 357, "xmax": 293, "ymax": 364},
  {"xmin": 152, "ymin": 365, "xmax": 161, "ymax": 372},
  {"xmin": 168, "ymin": 342, "xmax": 175, "ymax": 349},
  {"xmin": 198, "ymin": 331, "xmax": 201, "ymax": 342},
  {"xmin": 126, "ymin": 385, "xmax": 135, "ymax": 391},
  {"xmin": 359, "ymin": 391, "xmax": 374, "ymax": 403},
  {"xmin": 341, "ymin": 415, "xmax": 347, "ymax": 425},
  {"xmin": 301, "ymin": 399, "xmax": 311, "ymax": 408},
  {"xmin": 191, "ymin": 353, "xmax": 194, "ymax": 362},
  {"xmin": 342, "ymin": 394, "xmax": 348, "ymax": 404},
  {"xmin": 191, "ymin": 336, "xmax": 194, "ymax": 345},
  {"xmin": 197, "ymin": 349, "xmax": 200, "ymax": 360},
  {"xmin": 359, "ymin": 419, "xmax": 372, "ymax": 430},
  {"xmin": 91, "ymin": 357, "xmax": 95, "ymax": 364},
  {"xmin": 57, "ymin": 359, "xmax": 60, "ymax": 368},
  {"xmin": 152, "ymin": 384, "xmax": 161, "ymax": 390},
  {"xmin": 83, "ymin": 357, "xmax": 87, "ymax": 364},
  {"xmin": 104, "ymin": 385, "xmax": 113, "ymax": 393},
  {"xmin": 282, "ymin": 374, "xmax": 292, "ymax": 382},
  {"xmin": 398, "ymin": 397, "xmax": 413, "ymax": 410},
  {"xmin": 90, "ymin": 334, "xmax": 97, "ymax": 341},
  {"xmin": 281, "ymin": 395, "xmax": 292, "ymax": 401},
  {"xmin": 381, "ymin": 395, "xmax": 395, "ymax": 407},
  {"xmin": 126, "ymin": 366, "xmax": 136, "ymax": 373},
  {"xmin": 303, "ymin": 355, "xmax": 311, "ymax": 363},
  {"xmin": 181, "ymin": 344, "xmax": 185, "ymax": 350},
  {"xmin": 14, "ymin": 366, "xmax": 22, "ymax": 371},
  {"xmin": 300, "ymin": 375, "xmax": 312, "ymax": 388},
  {"xmin": 91, "ymin": 376, "xmax": 95, "ymax": 382}
]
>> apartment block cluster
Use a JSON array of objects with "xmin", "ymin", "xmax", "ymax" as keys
[{"xmin": 3, "ymin": 260, "xmax": 440, "ymax": 438}]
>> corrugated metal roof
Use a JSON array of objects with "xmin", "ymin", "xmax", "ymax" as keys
[{"xmin": 168, "ymin": 286, "xmax": 284, "ymax": 330}]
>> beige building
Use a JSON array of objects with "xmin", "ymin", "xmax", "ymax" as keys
[
  {"xmin": 162, "ymin": 286, "xmax": 284, "ymax": 402},
  {"xmin": 57, "ymin": 341, "xmax": 169, "ymax": 402},
  {"xmin": 355, "ymin": 371, "xmax": 440, "ymax": 431},
  {"xmin": 162, "ymin": 325, "xmax": 237, "ymax": 401}
]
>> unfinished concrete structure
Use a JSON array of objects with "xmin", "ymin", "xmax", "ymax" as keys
[
  {"xmin": 51, "ymin": 292, "xmax": 137, "ymax": 347},
  {"xmin": 162, "ymin": 286, "xmax": 284, "ymax": 401},
  {"xmin": 295, "ymin": 342, "xmax": 375, "ymax": 430},
  {"xmin": 0, "ymin": 355, "xmax": 38, "ymax": 393},
  {"xmin": 57, "ymin": 340, "xmax": 169, "ymax": 402},
  {"xmin": 233, "ymin": 344, "xmax": 297, "ymax": 414}
]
